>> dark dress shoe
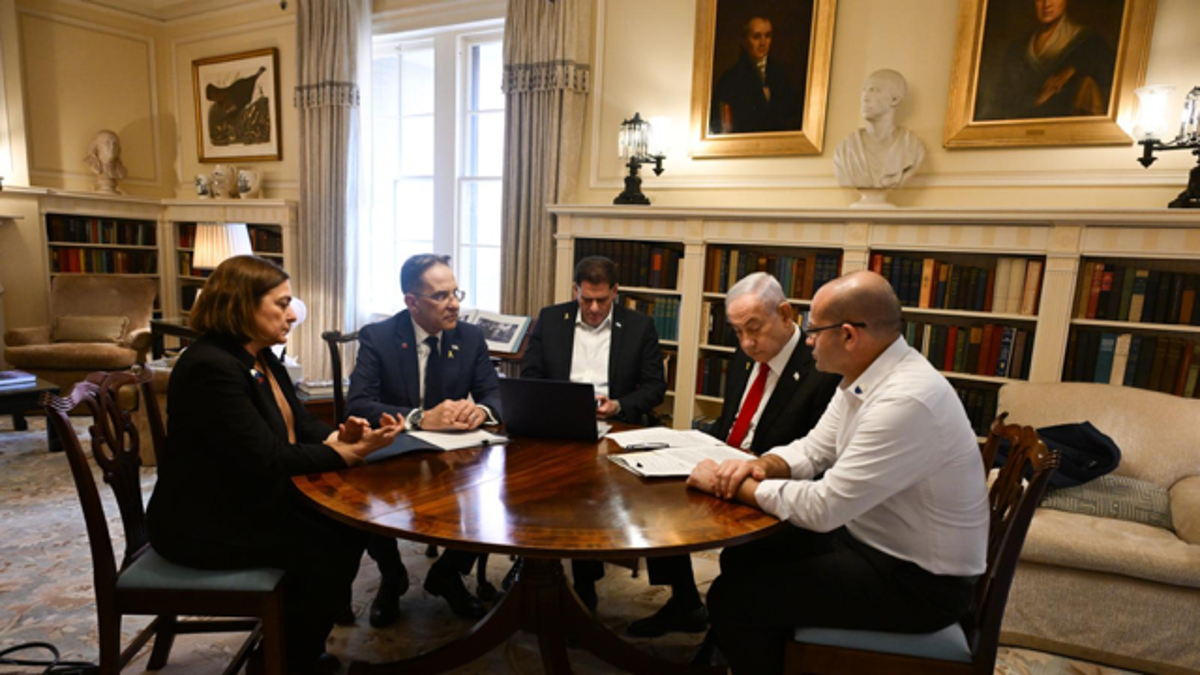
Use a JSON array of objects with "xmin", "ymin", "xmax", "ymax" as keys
[
  {"xmin": 689, "ymin": 631, "xmax": 726, "ymax": 667},
  {"xmin": 573, "ymin": 580, "xmax": 598, "ymax": 614},
  {"xmin": 369, "ymin": 584, "xmax": 402, "ymax": 628},
  {"xmin": 627, "ymin": 597, "xmax": 708, "ymax": 638},
  {"xmin": 424, "ymin": 567, "xmax": 486, "ymax": 620},
  {"xmin": 333, "ymin": 604, "xmax": 356, "ymax": 626},
  {"xmin": 501, "ymin": 558, "xmax": 523, "ymax": 590}
]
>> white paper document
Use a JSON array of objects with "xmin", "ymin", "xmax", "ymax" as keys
[
  {"xmin": 606, "ymin": 428, "xmax": 725, "ymax": 449},
  {"xmin": 407, "ymin": 429, "xmax": 507, "ymax": 451},
  {"xmin": 608, "ymin": 444, "xmax": 753, "ymax": 478}
]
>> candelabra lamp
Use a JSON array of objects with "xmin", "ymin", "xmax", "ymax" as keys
[
  {"xmin": 614, "ymin": 113, "xmax": 666, "ymax": 205},
  {"xmin": 1134, "ymin": 85, "xmax": 1200, "ymax": 209}
]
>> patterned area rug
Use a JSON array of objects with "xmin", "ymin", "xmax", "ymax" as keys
[{"xmin": 0, "ymin": 417, "xmax": 1140, "ymax": 674}]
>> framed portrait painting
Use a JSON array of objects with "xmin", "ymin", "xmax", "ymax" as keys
[
  {"xmin": 944, "ymin": 0, "xmax": 1156, "ymax": 148},
  {"xmin": 192, "ymin": 48, "xmax": 282, "ymax": 162},
  {"xmin": 689, "ymin": 0, "xmax": 837, "ymax": 158}
]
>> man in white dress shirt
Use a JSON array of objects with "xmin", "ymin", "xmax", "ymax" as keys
[{"xmin": 688, "ymin": 270, "xmax": 989, "ymax": 673}]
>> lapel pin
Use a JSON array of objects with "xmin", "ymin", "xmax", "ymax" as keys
[
  {"xmin": 401, "ymin": 342, "xmax": 409, "ymax": 349},
  {"xmin": 855, "ymin": 386, "xmax": 863, "ymax": 395},
  {"xmin": 616, "ymin": 321, "xmax": 622, "ymax": 329},
  {"xmin": 447, "ymin": 351, "xmax": 455, "ymax": 359},
  {"xmin": 451, "ymin": 343, "xmax": 460, "ymax": 350},
  {"xmin": 793, "ymin": 371, "xmax": 800, "ymax": 381},
  {"xmin": 564, "ymin": 312, "xmax": 570, "ymax": 320},
  {"xmin": 745, "ymin": 362, "xmax": 752, "ymax": 371}
]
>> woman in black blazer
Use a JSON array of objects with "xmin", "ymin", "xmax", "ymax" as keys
[{"xmin": 147, "ymin": 255, "xmax": 401, "ymax": 674}]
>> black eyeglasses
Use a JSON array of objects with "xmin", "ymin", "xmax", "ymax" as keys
[
  {"xmin": 803, "ymin": 321, "xmax": 867, "ymax": 337},
  {"xmin": 413, "ymin": 289, "xmax": 466, "ymax": 304}
]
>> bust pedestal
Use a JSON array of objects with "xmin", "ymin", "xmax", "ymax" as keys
[{"xmin": 851, "ymin": 188, "xmax": 896, "ymax": 209}]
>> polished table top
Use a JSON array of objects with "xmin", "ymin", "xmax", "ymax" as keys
[{"xmin": 293, "ymin": 429, "xmax": 783, "ymax": 560}]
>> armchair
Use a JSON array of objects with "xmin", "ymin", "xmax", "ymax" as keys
[{"xmin": 4, "ymin": 276, "xmax": 157, "ymax": 395}]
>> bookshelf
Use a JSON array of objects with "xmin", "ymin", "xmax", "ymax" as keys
[
  {"xmin": 550, "ymin": 206, "xmax": 1200, "ymax": 430},
  {"xmin": 1065, "ymin": 257, "xmax": 1200, "ymax": 397},
  {"xmin": 173, "ymin": 221, "xmax": 288, "ymax": 314},
  {"xmin": 39, "ymin": 194, "xmax": 165, "ymax": 318}
]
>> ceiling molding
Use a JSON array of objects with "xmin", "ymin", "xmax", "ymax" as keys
[{"xmin": 62, "ymin": 0, "xmax": 284, "ymax": 25}]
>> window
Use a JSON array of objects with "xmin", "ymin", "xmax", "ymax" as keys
[{"xmin": 370, "ymin": 23, "xmax": 505, "ymax": 314}]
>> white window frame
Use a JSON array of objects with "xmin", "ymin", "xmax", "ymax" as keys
[{"xmin": 371, "ymin": 20, "xmax": 504, "ymax": 311}]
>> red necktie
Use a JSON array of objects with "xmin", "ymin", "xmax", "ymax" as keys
[{"xmin": 727, "ymin": 364, "xmax": 770, "ymax": 449}]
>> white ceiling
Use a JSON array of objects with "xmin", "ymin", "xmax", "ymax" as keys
[{"xmin": 79, "ymin": 0, "xmax": 282, "ymax": 22}]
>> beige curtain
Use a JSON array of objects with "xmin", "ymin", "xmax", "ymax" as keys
[
  {"xmin": 293, "ymin": 0, "xmax": 364, "ymax": 380},
  {"xmin": 500, "ymin": 0, "xmax": 593, "ymax": 315}
]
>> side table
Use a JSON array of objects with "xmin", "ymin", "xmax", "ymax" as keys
[{"xmin": 0, "ymin": 378, "xmax": 62, "ymax": 451}]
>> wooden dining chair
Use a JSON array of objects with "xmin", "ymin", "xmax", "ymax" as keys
[
  {"xmin": 45, "ymin": 370, "xmax": 287, "ymax": 675},
  {"xmin": 782, "ymin": 413, "xmax": 1060, "ymax": 675},
  {"xmin": 321, "ymin": 329, "xmax": 499, "ymax": 597}
]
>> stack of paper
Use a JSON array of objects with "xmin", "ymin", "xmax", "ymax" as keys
[
  {"xmin": 609, "ymin": 444, "xmax": 753, "ymax": 478},
  {"xmin": 607, "ymin": 428, "xmax": 725, "ymax": 449}
]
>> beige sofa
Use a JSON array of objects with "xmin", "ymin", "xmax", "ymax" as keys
[{"xmin": 997, "ymin": 382, "xmax": 1200, "ymax": 675}]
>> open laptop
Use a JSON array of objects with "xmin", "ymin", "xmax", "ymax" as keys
[{"xmin": 499, "ymin": 378, "xmax": 610, "ymax": 441}]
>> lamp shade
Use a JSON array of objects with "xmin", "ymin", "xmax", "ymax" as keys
[
  {"xmin": 193, "ymin": 222, "xmax": 253, "ymax": 269},
  {"xmin": 1133, "ymin": 85, "xmax": 1174, "ymax": 141}
]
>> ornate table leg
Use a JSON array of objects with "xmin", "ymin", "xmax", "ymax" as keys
[{"xmin": 350, "ymin": 557, "xmax": 722, "ymax": 675}]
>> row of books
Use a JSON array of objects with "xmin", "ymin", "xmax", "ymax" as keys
[
  {"xmin": 621, "ymin": 296, "xmax": 680, "ymax": 341},
  {"xmin": 696, "ymin": 354, "xmax": 732, "ymax": 398},
  {"xmin": 178, "ymin": 252, "xmax": 213, "ymax": 278},
  {"xmin": 46, "ymin": 215, "xmax": 156, "ymax": 246},
  {"xmin": 49, "ymin": 248, "xmax": 157, "ymax": 274},
  {"xmin": 1064, "ymin": 329, "xmax": 1200, "ymax": 398},
  {"xmin": 1075, "ymin": 262, "xmax": 1200, "ymax": 326},
  {"xmin": 704, "ymin": 248, "xmax": 842, "ymax": 299},
  {"xmin": 955, "ymin": 383, "xmax": 1000, "ymax": 438},
  {"xmin": 872, "ymin": 254, "xmax": 1043, "ymax": 316},
  {"xmin": 902, "ymin": 321, "xmax": 1034, "ymax": 380},
  {"xmin": 575, "ymin": 239, "xmax": 683, "ymax": 290}
]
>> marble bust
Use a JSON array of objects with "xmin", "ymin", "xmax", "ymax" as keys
[
  {"xmin": 83, "ymin": 130, "xmax": 128, "ymax": 195},
  {"xmin": 833, "ymin": 70, "xmax": 926, "ymax": 204}
]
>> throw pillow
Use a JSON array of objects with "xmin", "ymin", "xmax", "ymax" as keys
[
  {"xmin": 52, "ymin": 315, "xmax": 129, "ymax": 344},
  {"xmin": 1041, "ymin": 474, "xmax": 1174, "ymax": 532}
]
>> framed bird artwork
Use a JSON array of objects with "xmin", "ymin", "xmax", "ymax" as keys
[{"xmin": 192, "ymin": 48, "xmax": 282, "ymax": 162}]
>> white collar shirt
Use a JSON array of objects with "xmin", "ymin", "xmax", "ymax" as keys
[
  {"xmin": 732, "ymin": 326, "xmax": 800, "ymax": 450},
  {"xmin": 570, "ymin": 305, "xmax": 613, "ymax": 398},
  {"xmin": 755, "ymin": 336, "xmax": 989, "ymax": 576}
]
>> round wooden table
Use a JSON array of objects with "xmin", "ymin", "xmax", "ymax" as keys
[{"xmin": 293, "ymin": 430, "xmax": 783, "ymax": 675}]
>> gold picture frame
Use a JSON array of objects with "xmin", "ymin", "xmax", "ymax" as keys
[
  {"xmin": 943, "ymin": 0, "xmax": 1156, "ymax": 148},
  {"xmin": 689, "ymin": 0, "xmax": 837, "ymax": 159},
  {"xmin": 192, "ymin": 48, "xmax": 282, "ymax": 163}
]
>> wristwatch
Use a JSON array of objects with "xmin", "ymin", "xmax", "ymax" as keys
[{"xmin": 407, "ymin": 408, "xmax": 425, "ymax": 430}]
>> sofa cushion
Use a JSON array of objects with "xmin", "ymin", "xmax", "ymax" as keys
[
  {"xmin": 52, "ymin": 315, "xmax": 128, "ymax": 343},
  {"xmin": 1041, "ymin": 474, "xmax": 1173, "ymax": 532},
  {"xmin": 5, "ymin": 343, "xmax": 138, "ymax": 370},
  {"xmin": 1022, "ymin": 508, "xmax": 1200, "ymax": 589}
]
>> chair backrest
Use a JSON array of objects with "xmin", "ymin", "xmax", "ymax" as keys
[
  {"xmin": 321, "ymin": 329, "xmax": 358, "ymax": 424},
  {"xmin": 965, "ymin": 413, "xmax": 1060, "ymax": 669},
  {"xmin": 43, "ymin": 370, "xmax": 153, "ymax": 619},
  {"xmin": 50, "ymin": 275, "xmax": 158, "ymax": 336}
]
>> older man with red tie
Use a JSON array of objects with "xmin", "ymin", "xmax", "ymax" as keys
[{"xmin": 627, "ymin": 272, "xmax": 840, "ymax": 640}]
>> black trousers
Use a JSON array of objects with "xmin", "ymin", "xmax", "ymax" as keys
[
  {"xmin": 152, "ymin": 506, "xmax": 365, "ymax": 670},
  {"xmin": 366, "ymin": 535, "xmax": 477, "ymax": 581},
  {"xmin": 708, "ymin": 526, "xmax": 975, "ymax": 675},
  {"xmin": 641, "ymin": 554, "xmax": 699, "ymax": 601}
]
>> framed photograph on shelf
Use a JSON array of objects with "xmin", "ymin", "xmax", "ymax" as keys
[
  {"xmin": 461, "ymin": 309, "xmax": 532, "ymax": 355},
  {"xmin": 192, "ymin": 48, "xmax": 282, "ymax": 162},
  {"xmin": 689, "ymin": 0, "xmax": 837, "ymax": 158},
  {"xmin": 943, "ymin": 0, "xmax": 1156, "ymax": 148}
]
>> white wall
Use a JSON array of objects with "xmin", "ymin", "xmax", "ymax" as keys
[{"xmin": 575, "ymin": 0, "xmax": 1200, "ymax": 209}]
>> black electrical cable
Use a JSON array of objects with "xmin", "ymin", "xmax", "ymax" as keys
[{"xmin": 0, "ymin": 642, "xmax": 99, "ymax": 675}]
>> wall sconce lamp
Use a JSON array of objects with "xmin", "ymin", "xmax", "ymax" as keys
[
  {"xmin": 1135, "ymin": 85, "xmax": 1200, "ymax": 209},
  {"xmin": 614, "ymin": 113, "xmax": 667, "ymax": 205}
]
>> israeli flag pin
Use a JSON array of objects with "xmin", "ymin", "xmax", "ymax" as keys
[
  {"xmin": 793, "ymin": 371, "xmax": 800, "ymax": 381},
  {"xmin": 616, "ymin": 321, "xmax": 623, "ymax": 328}
]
